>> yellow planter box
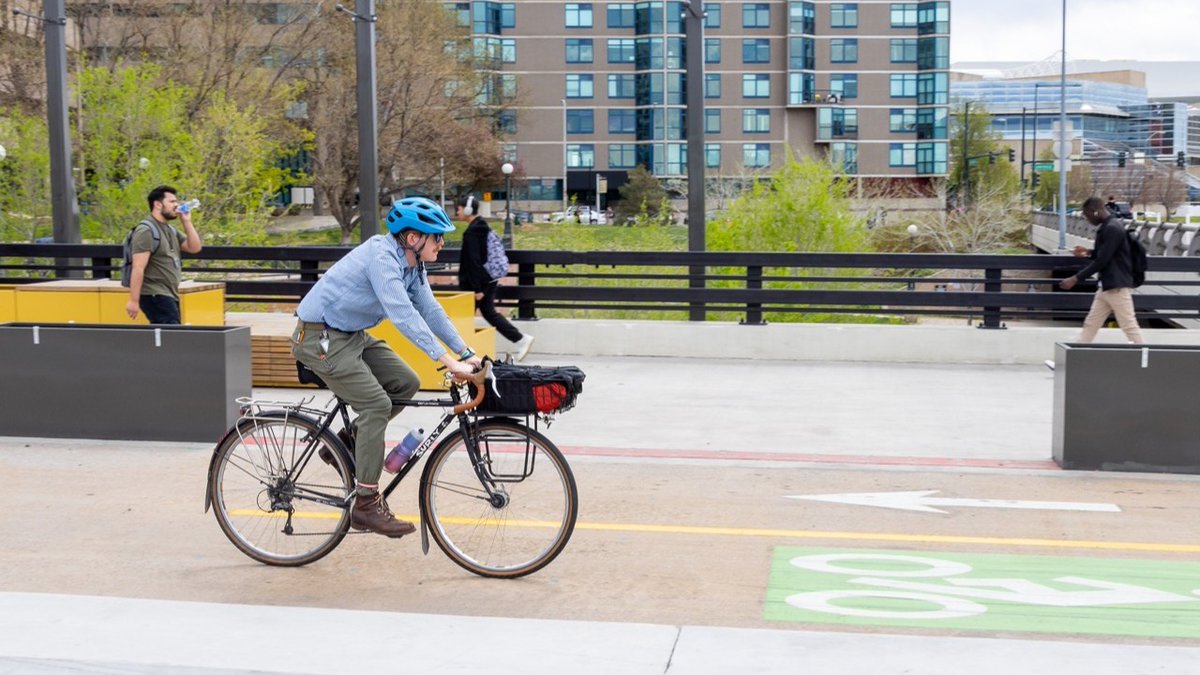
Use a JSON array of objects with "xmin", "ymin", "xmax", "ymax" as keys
[
  {"xmin": 14, "ymin": 280, "xmax": 102, "ymax": 323},
  {"xmin": 0, "ymin": 285, "xmax": 16, "ymax": 323},
  {"xmin": 13, "ymin": 279, "xmax": 225, "ymax": 326}
]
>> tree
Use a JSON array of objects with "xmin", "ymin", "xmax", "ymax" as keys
[
  {"xmin": 949, "ymin": 102, "xmax": 1019, "ymax": 207},
  {"xmin": 614, "ymin": 166, "xmax": 668, "ymax": 224},
  {"xmin": 303, "ymin": 0, "xmax": 510, "ymax": 243},
  {"xmin": 707, "ymin": 156, "xmax": 865, "ymax": 253},
  {"xmin": 0, "ymin": 108, "xmax": 52, "ymax": 242},
  {"xmin": 75, "ymin": 62, "xmax": 289, "ymax": 244}
]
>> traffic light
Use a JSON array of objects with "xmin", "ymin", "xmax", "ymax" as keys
[
  {"xmin": 1007, "ymin": 148, "xmax": 1016, "ymax": 163},
  {"xmin": 1117, "ymin": 151, "xmax": 1126, "ymax": 168},
  {"xmin": 1177, "ymin": 151, "xmax": 1186, "ymax": 168},
  {"xmin": 988, "ymin": 151, "xmax": 996, "ymax": 165},
  {"xmin": 1031, "ymin": 172, "xmax": 1041, "ymax": 189}
]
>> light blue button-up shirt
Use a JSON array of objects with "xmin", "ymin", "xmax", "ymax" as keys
[{"xmin": 296, "ymin": 234, "xmax": 467, "ymax": 360}]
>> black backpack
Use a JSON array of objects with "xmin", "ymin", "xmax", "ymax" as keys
[
  {"xmin": 120, "ymin": 219, "xmax": 161, "ymax": 288},
  {"xmin": 1126, "ymin": 230, "xmax": 1148, "ymax": 288}
]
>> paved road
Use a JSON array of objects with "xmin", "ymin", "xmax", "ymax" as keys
[{"xmin": 2, "ymin": 356, "xmax": 1199, "ymax": 673}]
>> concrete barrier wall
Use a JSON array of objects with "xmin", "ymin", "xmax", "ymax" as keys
[{"xmin": 502, "ymin": 318, "xmax": 1200, "ymax": 365}]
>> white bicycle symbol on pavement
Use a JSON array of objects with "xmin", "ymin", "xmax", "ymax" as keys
[{"xmin": 785, "ymin": 553, "xmax": 1200, "ymax": 620}]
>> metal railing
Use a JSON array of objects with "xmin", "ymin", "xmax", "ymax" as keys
[{"xmin": 3, "ymin": 242, "xmax": 1200, "ymax": 328}]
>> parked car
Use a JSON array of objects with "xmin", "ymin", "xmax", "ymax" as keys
[{"xmin": 550, "ymin": 205, "xmax": 606, "ymax": 224}]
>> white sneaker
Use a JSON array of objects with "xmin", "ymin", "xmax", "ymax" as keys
[
  {"xmin": 1043, "ymin": 360, "xmax": 1056, "ymax": 371},
  {"xmin": 512, "ymin": 334, "xmax": 534, "ymax": 362}
]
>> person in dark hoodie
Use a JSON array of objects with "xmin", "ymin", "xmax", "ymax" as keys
[
  {"xmin": 1060, "ymin": 195, "xmax": 1144, "ymax": 344},
  {"xmin": 456, "ymin": 195, "xmax": 534, "ymax": 361}
]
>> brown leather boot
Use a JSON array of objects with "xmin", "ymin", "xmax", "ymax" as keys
[{"xmin": 350, "ymin": 491, "xmax": 415, "ymax": 538}]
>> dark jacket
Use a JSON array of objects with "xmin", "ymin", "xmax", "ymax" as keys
[
  {"xmin": 457, "ymin": 216, "xmax": 492, "ymax": 292},
  {"xmin": 1074, "ymin": 216, "xmax": 1135, "ymax": 290}
]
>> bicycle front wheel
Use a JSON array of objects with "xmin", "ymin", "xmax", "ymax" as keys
[
  {"xmin": 420, "ymin": 418, "xmax": 578, "ymax": 578},
  {"xmin": 209, "ymin": 413, "xmax": 354, "ymax": 567}
]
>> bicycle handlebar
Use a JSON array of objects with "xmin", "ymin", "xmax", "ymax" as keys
[{"xmin": 450, "ymin": 360, "xmax": 492, "ymax": 415}]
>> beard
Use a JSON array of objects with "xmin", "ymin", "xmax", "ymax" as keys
[{"xmin": 163, "ymin": 210, "xmax": 179, "ymax": 221}]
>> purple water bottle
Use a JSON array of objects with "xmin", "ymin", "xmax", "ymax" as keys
[{"xmin": 384, "ymin": 428, "xmax": 425, "ymax": 473}]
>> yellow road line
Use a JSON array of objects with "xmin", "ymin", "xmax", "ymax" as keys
[{"xmin": 226, "ymin": 510, "xmax": 1200, "ymax": 554}]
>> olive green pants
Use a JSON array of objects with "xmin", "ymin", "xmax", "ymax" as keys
[{"xmin": 291, "ymin": 322, "xmax": 420, "ymax": 493}]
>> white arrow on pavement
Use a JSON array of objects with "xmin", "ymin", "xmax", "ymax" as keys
[{"xmin": 785, "ymin": 490, "xmax": 1121, "ymax": 514}]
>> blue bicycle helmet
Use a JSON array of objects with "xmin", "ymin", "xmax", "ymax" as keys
[{"xmin": 385, "ymin": 197, "xmax": 455, "ymax": 235}]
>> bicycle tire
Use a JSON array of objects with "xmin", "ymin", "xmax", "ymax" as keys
[
  {"xmin": 420, "ymin": 418, "xmax": 578, "ymax": 578},
  {"xmin": 209, "ymin": 412, "xmax": 354, "ymax": 567}
]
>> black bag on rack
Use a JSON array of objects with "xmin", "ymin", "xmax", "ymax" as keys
[{"xmin": 470, "ymin": 362, "xmax": 586, "ymax": 414}]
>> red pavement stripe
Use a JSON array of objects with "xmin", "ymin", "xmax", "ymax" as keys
[{"xmin": 553, "ymin": 445, "xmax": 1059, "ymax": 470}]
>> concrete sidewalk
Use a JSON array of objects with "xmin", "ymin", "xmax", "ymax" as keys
[{"xmin": 3, "ymin": 593, "xmax": 1198, "ymax": 675}]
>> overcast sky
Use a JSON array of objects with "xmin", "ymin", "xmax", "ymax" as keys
[{"xmin": 952, "ymin": 0, "xmax": 1200, "ymax": 63}]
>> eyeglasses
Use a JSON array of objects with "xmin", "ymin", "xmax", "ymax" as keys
[{"xmin": 429, "ymin": 233, "xmax": 444, "ymax": 244}]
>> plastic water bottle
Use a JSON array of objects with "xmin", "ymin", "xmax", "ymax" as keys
[
  {"xmin": 384, "ymin": 428, "xmax": 425, "ymax": 473},
  {"xmin": 178, "ymin": 199, "xmax": 200, "ymax": 214}
]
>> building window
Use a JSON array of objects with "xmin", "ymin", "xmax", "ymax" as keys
[
  {"xmin": 706, "ymin": 143, "xmax": 721, "ymax": 168},
  {"xmin": 830, "ymin": 38, "xmax": 857, "ymax": 63},
  {"xmin": 501, "ymin": 143, "xmax": 517, "ymax": 163},
  {"xmin": 566, "ymin": 38, "xmax": 593, "ymax": 63},
  {"xmin": 500, "ymin": 39, "xmax": 515, "ymax": 63},
  {"xmin": 609, "ymin": 109, "xmax": 636, "ymax": 133},
  {"xmin": 500, "ymin": 3, "xmax": 515, "ymax": 28},
  {"xmin": 917, "ymin": 1, "xmax": 950, "ymax": 35},
  {"xmin": 830, "ymin": 142, "xmax": 857, "ymax": 173},
  {"xmin": 496, "ymin": 109, "xmax": 517, "ymax": 134},
  {"xmin": 743, "ymin": 108, "xmax": 771, "ymax": 133},
  {"xmin": 609, "ymin": 143, "xmax": 637, "ymax": 169},
  {"xmin": 789, "ymin": 1, "xmax": 815, "ymax": 34},
  {"xmin": 566, "ymin": 109, "xmax": 594, "ymax": 134},
  {"xmin": 917, "ymin": 141, "xmax": 948, "ymax": 174},
  {"xmin": 890, "ymin": 73, "xmax": 917, "ymax": 98},
  {"xmin": 742, "ymin": 38, "xmax": 770, "ymax": 64},
  {"xmin": 447, "ymin": 2, "xmax": 470, "ymax": 28},
  {"xmin": 890, "ymin": 108, "xmax": 918, "ymax": 133},
  {"xmin": 607, "ymin": 3, "xmax": 635, "ymax": 28},
  {"xmin": 916, "ymin": 107, "xmax": 947, "ymax": 139},
  {"xmin": 890, "ymin": 39, "xmax": 917, "ymax": 63},
  {"xmin": 743, "ymin": 143, "xmax": 771, "ymax": 168},
  {"xmin": 789, "ymin": 71, "xmax": 815, "ymax": 104},
  {"xmin": 916, "ymin": 72, "xmax": 948, "ymax": 104},
  {"xmin": 566, "ymin": 74, "xmax": 594, "ymax": 98},
  {"xmin": 609, "ymin": 74, "xmax": 636, "ymax": 98},
  {"xmin": 830, "ymin": 74, "xmax": 858, "ymax": 99},
  {"xmin": 705, "ymin": 38, "xmax": 721, "ymax": 64},
  {"xmin": 742, "ymin": 74, "xmax": 770, "ymax": 98},
  {"xmin": 818, "ymin": 107, "xmax": 857, "ymax": 139},
  {"xmin": 917, "ymin": 36, "xmax": 949, "ymax": 69},
  {"xmin": 608, "ymin": 38, "xmax": 636, "ymax": 63},
  {"xmin": 565, "ymin": 3, "xmax": 592, "ymax": 28},
  {"xmin": 789, "ymin": 36, "xmax": 814, "ymax": 69},
  {"xmin": 705, "ymin": 73, "xmax": 721, "ymax": 98},
  {"xmin": 705, "ymin": 109, "xmax": 721, "ymax": 134},
  {"xmin": 742, "ymin": 3, "xmax": 770, "ymax": 28},
  {"xmin": 889, "ymin": 142, "xmax": 917, "ymax": 167},
  {"xmin": 704, "ymin": 2, "xmax": 721, "ymax": 28},
  {"xmin": 830, "ymin": 3, "xmax": 857, "ymax": 28},
  {"xmin": 891, "ymin": 2, "xmax": 917, "ymax": 27},
  {"xmin": 567, "ymin": 144, "xmax": 595, "ymax": 168}
]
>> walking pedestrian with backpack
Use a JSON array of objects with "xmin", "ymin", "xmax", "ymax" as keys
[
  {"xmin": 1059, "ymin": 196, "xmax": 1145, "ymax": 344},
  {"xmin": 456, "ymin": 195, "xmax": 534, "ymax": 361},
  {"xmin": 123, "ymin": 185, "xmax": 203, "ymax": 324}
]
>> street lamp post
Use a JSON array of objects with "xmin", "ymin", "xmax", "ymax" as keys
[
  {"xmin": 906, "ymin": 224, "xmax": 919, "ymax": 290},
  {"xmin": 501, "ymin": 162, "xmax": 514, "ymax": 248}
]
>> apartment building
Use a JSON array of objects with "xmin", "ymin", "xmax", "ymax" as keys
[{"xmin": 460, "ymin": 0, "xmax": 950, "ymax": 204}]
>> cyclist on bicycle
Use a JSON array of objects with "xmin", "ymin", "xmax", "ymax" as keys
[{"xmin": 292, "ymin": 197, "xmax": 482, "ymax": 538}]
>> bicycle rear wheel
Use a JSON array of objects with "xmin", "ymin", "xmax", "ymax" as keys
[
  {"xmin": 209, "ymin": 412, "xmax": 353, "ymax": 566},
  {"xmin": 420, "ymin": 418, "xmax": 578, "ymax": 578}
]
